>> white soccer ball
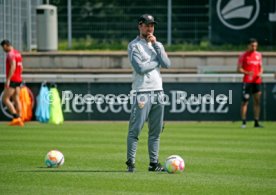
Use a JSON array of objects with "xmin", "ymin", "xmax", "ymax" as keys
[
  {"xmin": 165, "ymin": 155, "xmax": 185, "ymax": 173},
  {"xmin": 44, "ymin": 150, "xmax": 64, "ymax": 168}
]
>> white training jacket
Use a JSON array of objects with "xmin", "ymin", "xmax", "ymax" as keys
[{"xmin": 128, "ymin": 36, "xmax": 171, "ymax": 92}]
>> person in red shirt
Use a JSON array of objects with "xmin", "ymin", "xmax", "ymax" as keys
[
  {"xmin": 237, "ymin": 38, "xmax": 263, "ymax": 128},
  {"xmin": 1, "ymin": 40, "xmax": 24, "ymax": 126}
]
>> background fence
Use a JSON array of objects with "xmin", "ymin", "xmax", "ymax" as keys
[
  {"xmin": 0, "ymin": 0, "xmax": 43, "ymax": 74},
  {"xmin": 54, "ymin": 0, "xmax": 209, "ymax": 45},
  {"xmin": 0, "ymin": 0, "xmax": 275, "ymax": 69}
]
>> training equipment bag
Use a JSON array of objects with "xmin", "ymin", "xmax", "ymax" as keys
[
  {"xmin": 49, "ymin": 86, "xmax": 64, "ymax": 125},
  {"xmin": 19, "ymin": 86, "xmax": 33, "ymax": 121},
  {"xmin": 35, "ymin": 84, "xmax": 50, "ymax": 123}
]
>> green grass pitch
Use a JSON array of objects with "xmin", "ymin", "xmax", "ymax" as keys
[{"xmin": 0, "ymin": 122, "xmax": 275, "ymax": 195}]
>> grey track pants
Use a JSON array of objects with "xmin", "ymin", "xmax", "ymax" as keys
[{"xmin": 127, "ymin": 91, "xmax": 164, "ymax": 163}]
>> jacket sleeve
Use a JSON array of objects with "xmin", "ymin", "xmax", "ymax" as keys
[
  {"xmin": 129, "ymin": 45, "xmax": 160, "ymax": 75},
  {"xmin": 152, "ymin": 42, "xmax": 171, "ymax": 68}
]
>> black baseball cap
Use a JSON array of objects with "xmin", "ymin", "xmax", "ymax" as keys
[{"xmin": 138, "ymin": 14, "xmax": 157, "ymax": 25}]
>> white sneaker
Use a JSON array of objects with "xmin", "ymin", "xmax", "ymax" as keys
[{"xmin": 241, "ymin": 124, "xmax": 246, "ymax": 128}]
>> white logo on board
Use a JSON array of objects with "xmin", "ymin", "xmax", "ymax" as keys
[{"xmin": 217, "ymin": 0, "xmax": 260, "ymax": 30}]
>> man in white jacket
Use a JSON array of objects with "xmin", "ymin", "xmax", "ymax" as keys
[{"xmin": 126, "ymin": 14, "xmax": 171, "ymax": 172}]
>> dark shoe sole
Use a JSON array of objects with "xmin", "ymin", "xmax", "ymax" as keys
[
  {"xmin": 127, "ymin": 168, "xmax": 135, "ymax": 172},
  {"xmin": 254, "ymin": 126, "xmax": 264, "ymax": 128}
]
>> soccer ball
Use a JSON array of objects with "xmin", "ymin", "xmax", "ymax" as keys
[
  {"xmin": 44, "ymin": 150, "xmax": 64, "ymax": 168},
  {"xmin": 165, "ymin": 155, "xmax": 185, "ymax": 173}
]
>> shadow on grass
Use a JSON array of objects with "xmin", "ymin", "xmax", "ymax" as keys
[{"xmin": 18, "ymin": 167, "xmax": 127, "ymax": 173}]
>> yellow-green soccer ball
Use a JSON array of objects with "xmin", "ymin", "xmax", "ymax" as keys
[
  {"xmin": 44, "ymin": 150, "xmax": 64, "ymax": 168},
  {"xmin": 165, "ymin": 155, "xmax": 185, "ymax": 173}
]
